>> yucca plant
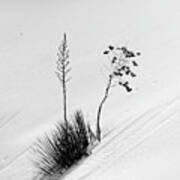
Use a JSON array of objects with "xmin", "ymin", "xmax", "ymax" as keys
[{"xmin": 32, "ymin": 111, "xmax": 92, "ymax": 179}]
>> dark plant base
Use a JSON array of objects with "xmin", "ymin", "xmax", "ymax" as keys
[{"xmin": 32, "ymin": 111, "xmax": 95, "ymax": 180}]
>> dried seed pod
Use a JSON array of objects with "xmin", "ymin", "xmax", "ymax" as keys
[
  {"xmin": 108, "ymin": 45, "xmax": 114, "ymax": 50},
  {"xmin": 103, "ymin": 50, "xmax": 109, "ymax": 55}
]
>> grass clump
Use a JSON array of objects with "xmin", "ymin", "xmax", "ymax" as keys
[{"xmin": 32, "ymin": 110, "xmax": 93, "ymax": 179}]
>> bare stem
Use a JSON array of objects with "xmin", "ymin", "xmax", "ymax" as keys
[
  {"xmin": 62, "ymin": 63, "xmax": 68, "ymax": 125},
  {"xmin": 96, "ymin": 74, "xmax": 113, "ymax": 141}
]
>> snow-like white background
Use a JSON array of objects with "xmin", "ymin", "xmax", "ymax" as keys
[{"xmin": 0, "ymin": 0, "xmax": 180, "ymax": 179}]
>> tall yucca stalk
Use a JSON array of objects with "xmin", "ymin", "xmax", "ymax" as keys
[{"xmin": 56, "ymin": 33, "xmax": 71, "ymax": 125}]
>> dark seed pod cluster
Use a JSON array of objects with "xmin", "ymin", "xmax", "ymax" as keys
[{"xmin": 103, "ymin": 45, "xmax": 140, "ymax": 92}]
